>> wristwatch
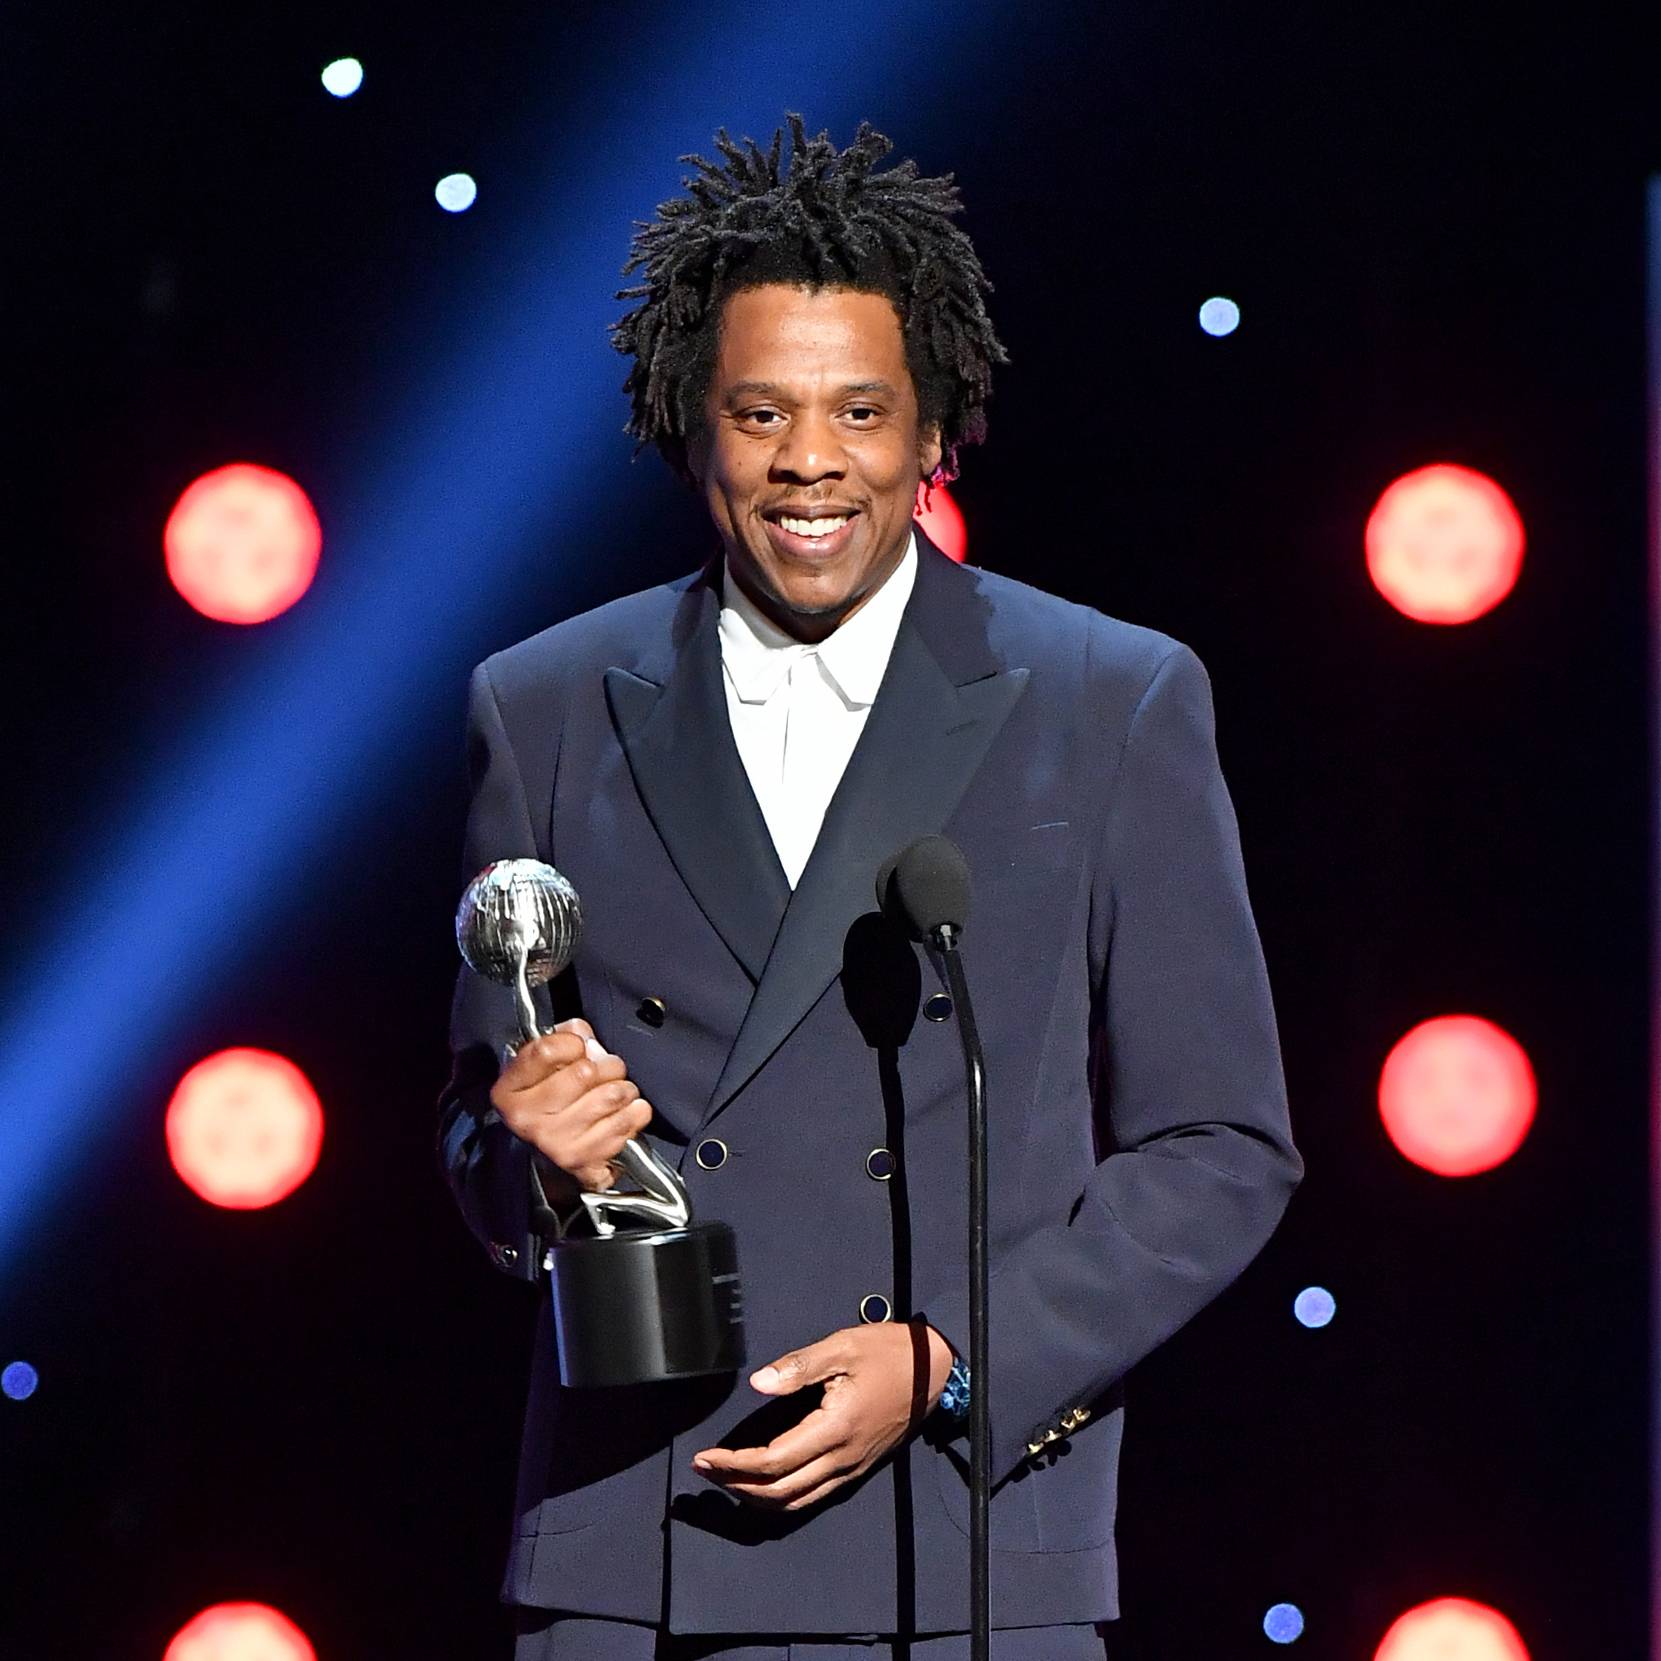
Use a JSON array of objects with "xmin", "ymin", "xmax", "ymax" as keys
[{"xmin": 937, "ymin": 1355, "xmax": 971, "ymax": 1422}]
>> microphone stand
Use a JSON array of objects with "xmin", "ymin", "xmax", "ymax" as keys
[{"xmin": 934, "ymin": 922, "xmax": 989, "ymax": 1661}]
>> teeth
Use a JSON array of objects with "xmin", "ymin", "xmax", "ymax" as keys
[{"xmin": 778, "ymin": 515, "xmax": 850, "ymax": 538}]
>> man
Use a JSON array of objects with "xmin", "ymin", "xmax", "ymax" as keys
[{"xmin": 440, "ymin": 116, "xmax": 1302, "ymax": 1659}]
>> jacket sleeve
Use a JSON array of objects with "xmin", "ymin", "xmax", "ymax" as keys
[
  {"xmin": 926, "ymin": 641, "xmax": 1303, "ymax": 1480},
  {"xmin": 435, "ymin": 660, "xmax": 565, "ymax": 1284}
]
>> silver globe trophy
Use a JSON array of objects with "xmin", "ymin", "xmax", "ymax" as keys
[{"xmin": 456, "ymin": 858, "xmax": 743, "ymax": 1387}]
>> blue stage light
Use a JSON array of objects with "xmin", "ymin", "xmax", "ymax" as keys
[
  {"xmin": 1198, "ymin": 295, "xmax": 1240, "ymax": 336},
  {"xmin": 435, "ymin": 173, "xmax": 478, "ymax": 213},
  {"xmin": 0, "ymin": 0, "xmax": 1026, "ymax": 1272},
  {"xmin": 1294, "ymin": 1286, "xmax": 1336, "ymax": 1328},
  {"xmin": 321, "ymin": 58, "xmax": 364, "ymax": 98},
  {"xmin": 1264, "ymin": 1603, "xmax": 1305, "ymax": 1643},
  {"xmin": 3, "ymin": 1361, "xmax": 39, "ymax": 1400}
]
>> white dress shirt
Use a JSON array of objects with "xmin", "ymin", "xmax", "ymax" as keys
[{"xmin": 719, "ymin": 533, "xmax": 918, "ymax": 888}]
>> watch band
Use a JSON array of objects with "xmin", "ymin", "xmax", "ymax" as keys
[{"xmin": 938, "ymin": 1355, "xmax": 971, "ymax": 1421}]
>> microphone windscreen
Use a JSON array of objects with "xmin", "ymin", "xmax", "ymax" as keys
[{"xmin": 882, "ymin": 835, "xmax": 972, "ymax": 939}]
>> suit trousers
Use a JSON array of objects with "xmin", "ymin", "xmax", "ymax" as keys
[{"xmin": 511, "ymin": 1612, "xmax": 1108, "ymax": 1660}]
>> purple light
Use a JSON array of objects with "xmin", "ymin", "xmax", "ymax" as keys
[
  {"xmin": 3, "ymin": 1361, "xmax": 39, "ymax": 1400},
  {"xmin": 1294, "ymin": 1286, "xmax": 1336, "ymax": 1329}
]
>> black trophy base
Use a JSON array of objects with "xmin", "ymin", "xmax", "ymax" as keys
[{"xmin": 547, "ymin": 1220, "xmax": 744, "ymax": 1387}]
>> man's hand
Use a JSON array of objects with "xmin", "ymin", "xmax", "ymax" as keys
[
  {"xmin": 692, "ymin": 1321, "xmax": 955, "ymax": 1511},
  {"xmin": 489, "ymin": 1017, "xmax": 652, "ymax": 1192}
]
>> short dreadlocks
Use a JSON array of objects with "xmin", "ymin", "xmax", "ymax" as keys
[{"xmin": 612, "ymin": 115, "xmax": 1007, "ymax": 483}]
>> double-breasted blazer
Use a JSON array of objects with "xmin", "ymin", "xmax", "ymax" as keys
[{"xmin": 439, "ymin": 534, "xmax": 1302, "ymax": 1636}]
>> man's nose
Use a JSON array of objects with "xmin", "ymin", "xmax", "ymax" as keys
[{"xmin": 770, "ymin": 411, "xmax": 847, "ymax": 483}]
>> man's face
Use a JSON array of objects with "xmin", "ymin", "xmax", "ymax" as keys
[{"xmin": 689, "ymin": 283, "xmax": 942, "ymax": 643}]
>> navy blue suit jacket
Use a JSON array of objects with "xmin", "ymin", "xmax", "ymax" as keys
[{"xmin": 439, "ymin": 537, "xmax": 1301, "ymax": 1635}]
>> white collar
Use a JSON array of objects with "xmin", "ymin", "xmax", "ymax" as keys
[{"xmin": 719, "ymin": 531, "xmax": 918, "ymax": 708}]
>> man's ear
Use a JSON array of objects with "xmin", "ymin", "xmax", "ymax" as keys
[{"xmin": 919, "ymin": 425, "xmax": 943, "ymax": 482}]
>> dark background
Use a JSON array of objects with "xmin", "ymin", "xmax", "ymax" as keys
[{"xmin": 3, "ymin": 3, "xmax": 1653, "ymax": 1656}]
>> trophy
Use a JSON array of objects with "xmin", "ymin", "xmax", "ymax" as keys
[{"xmin": 456, "ymin": 858, "xmax": 744, "ymax": 1387}]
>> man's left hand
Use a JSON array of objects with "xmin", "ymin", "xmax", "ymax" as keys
[{"xmin": 692, "ymin": 1321, "xmax": 954, "ymax": 1511}]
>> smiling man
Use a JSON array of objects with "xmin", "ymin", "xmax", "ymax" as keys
[
  {"xmin": 694, "ymin": 282, "xmax": 939, "ymax": 642},
  {"xmin": 439, "ymin": 117, "xmax": 1301, "ymax": 1660}
]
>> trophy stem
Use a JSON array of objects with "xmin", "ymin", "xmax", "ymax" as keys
[
  {"xmin": 511, "ymin": 943, "xmax": 540, "ymax": 1046},
  {"xmin": 505, "ymin": 938, "xmax": 691, "ymax": 1231}
]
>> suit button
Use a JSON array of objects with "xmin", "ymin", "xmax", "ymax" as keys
[
  {"xmin": 635, "ymin": 997, "xmax": 666, "ymax": 1028},
  {"xmin": 491, "ymin": 1242, "xmax": 519, "ymax": 1268},
  {"xmin": 923, "ymin": 993, "xmax": 953, "ymax": 1022},
  {"xmin": 859, "ymin": 1293, "xmax": 892, "ymax": 1324},
  {"xmin": 865, "ymin": 1147, "xmax": 897, "ymax": 1181},
  {"xmin": 694, "ymin": 1138, "xmax": 728, "ymax": 1171}
]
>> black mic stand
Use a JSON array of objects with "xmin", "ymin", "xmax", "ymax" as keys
[{"xmin": 932, "ymin": 921, "xmax": 989, "ymax": 1661}]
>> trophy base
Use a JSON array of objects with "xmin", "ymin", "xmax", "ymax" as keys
[{"xmin": 546, "ymin": 1220, "xmax": 744, "ymax": 1387}]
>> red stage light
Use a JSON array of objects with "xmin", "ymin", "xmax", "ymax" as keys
[
  {"xmin": 166, "ymin": 1049, "xmax": 324, "ymax": 1210},
  {"xmin": 1375, "ymin": 1597, "xmax": 1529, "ymax": 1661},
  {"xmin": 1365, "ymin": 463, "xmax": 1524, "ymax": 624},
  {"xmin": 1378, "ymin": 1015, "xmax": 1536, "ymax": 1177},
  {"xmin": 914, "ymin": 481, "xmax": 967, "ymax": 563},
  {"xmin": 164, "ymin": 463, "xmax": 322, "ymax": 624},
  {"xmin": 164, "ymin": 1602, "xmax": 316, "ymax": 1661}
]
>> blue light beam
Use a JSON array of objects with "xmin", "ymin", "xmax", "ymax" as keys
[{"xmin": 0, "ymin": 0, "xmax": 1026, "ymax": 1268}]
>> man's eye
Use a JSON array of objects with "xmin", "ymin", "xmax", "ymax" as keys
[
  {"xmin": 846, "ymin": 406, "xmax": 879, "ymax": 422},
  {"xmin": 741, "ymin": 408, "xmax": 782, "ymax": 426}
]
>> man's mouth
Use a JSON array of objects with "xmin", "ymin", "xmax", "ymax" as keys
[
  {"xmin": 775, "ymin": 513, "xmax": 852, "ymax": 539},
  {"xmin": 762, "ymin": 507, "xmax": 861, "ymax": 557}
]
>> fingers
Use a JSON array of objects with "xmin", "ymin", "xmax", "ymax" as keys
[
  {"xmin": 692, "ymin": 1396, "xmax": 873, "ymax": 1512},
  {"xmin": 695, "ymin": 1406, "xmax": 841, "ymax": 1482},
  {"xmin": 559, "ymin": 1094, "xmax": 654, "ymax": 1171},
  {"xmin": 556, "ymin": 1018, "xmax": 612, "ymax": 1068},
  {"xmin": 490, "ymin": 1025, "xmax": 653, "ymax": 1185},
  {"xmin": 697, "ymin": 1325, "xmax": 922, "ymax": 1510},
  {"xmin": 523, "ymin": 1077, "xmax": 642, "ymax": 1157},
  {"xmin": 497, "ymin": 1046, "xmax": 627, "ymax": 1115},
  {"xmin": 750, "ymin": 1331, "xmax": 854, "ymax": 1396},
  {"xmin": 703, "ymin": 1450, "xmax": 851, "ymax": 1512},
  {"xmin": 498, "ymin": 1029, "xmax": 599, "ymax": 1090}
]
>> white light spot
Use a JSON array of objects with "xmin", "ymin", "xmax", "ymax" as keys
[
  {"xmin": 1265, "ymin": 1603, "xmax": 1306, "ymax": 1643},
  {"xmin": 1199, "ymin": 295, "xmax": 1241, "ymax": 337},
  {"xmin": 321, "ymin": 58, "xmax": 364, "ymax": 98},
  {"xmin": 435, "ymin": 173, "xmax": 478, "ymax": 213},
  {"xmin": 1294, "ymin": 1286, "xmax": 1336, "ymax": 1329}
]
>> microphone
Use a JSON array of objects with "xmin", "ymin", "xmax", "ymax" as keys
[
  {"xmin": 876, "ymin": 833, "xmax": 971, "ymax": 945},
  {"xmin": 877, "ymin": 835, "xmax": 990, "ymax": 1661}
]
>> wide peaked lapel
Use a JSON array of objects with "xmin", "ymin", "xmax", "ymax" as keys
[
  {"xmin": 604, "ymin": 572, "xmax": 790, "ymax": 983},
  {"xmin": 701, "ymin": 543, "xmax": 1029, "ymax": 1127}
]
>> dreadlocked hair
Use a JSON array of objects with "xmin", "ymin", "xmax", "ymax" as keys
[{"xmin": 611, "ymin": 114, "xmax": 1007, "ymax": 482}]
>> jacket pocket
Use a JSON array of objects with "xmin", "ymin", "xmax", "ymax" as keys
[
  {"xmin": 931, "ymin": 1411, "xmax": 1120, "ymax": 1555},
  {"xmin": 932, "ymin": 1442, "xmax": 1042, "ymax": 1552}
]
